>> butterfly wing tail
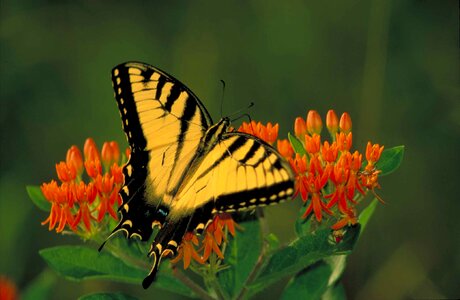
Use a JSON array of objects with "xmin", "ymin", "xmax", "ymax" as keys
[{"xmin": 142, "ymin": 218, "xmax": 190, "ymax": 289}]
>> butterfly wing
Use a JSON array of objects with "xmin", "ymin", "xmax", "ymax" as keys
[
  {"xmin": 142, "ymin": 131, "xmax": 295, "ymax": 288},
  {"xmin": 171, "ymin": 132, "xmax": 295, "ymax": 217},
  {"xmin": 109, "ymin": 62, "xmax": 213, "ymax": 242}
]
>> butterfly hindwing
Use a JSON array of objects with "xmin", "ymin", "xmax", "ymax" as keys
[{"xmin": 168, "ymin": 132, "xmax": 295, "ymax": 219}]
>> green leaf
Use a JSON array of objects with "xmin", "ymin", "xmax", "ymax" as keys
[
  {"xmin": 376, "ymin": 145, "xmax": 404, "ymax": 176},
  {"xmin": 295, "ymin": 209, "xmax": 312, "ymax": 237},
  {"xmin": 26, "ymin": 185, "xmax": 51, "ymax": 212},
  {"xmin": 324, "ymin": 255, "xmax": 347, "ymax": 286},
  {"xmin": 217, "ymin": 219, "xmax": 262, "ymax": 299},
  {"xmin": 358, "ymin": 198, "xmax": 378, "ymax": 234},
  {"xmin": 281, "ymin": 261, "xmax": 332, "ymax": 300},
  {"xmin": 248, "ymin": 225, "xmax": 360, "ymax": 297},
  {"xmin": 322, "ymin": 283, "xmax": 346, "ymax": 300},
  {"xmin": 288, "ymin": 132, "xmax": 307, "ymax": 156},
  {"xmin": 40, "ymin": 246, "xmax": 195, "ymax": 298},
  {"xmin": 79, "ymin": 292, "xmax": 138, "ymax": 300},
  {"xmin": 22, "ymin": 270, "xmax": 57, "ymax": 300}
]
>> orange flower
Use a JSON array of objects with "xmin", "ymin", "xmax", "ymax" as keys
[
  {"xmin": 305, "ymin": 134, "xmax": 321, "ymax": 155},
  {"xmin": 238, "ymin": 121, "xmax": 279, "ymax": 144},
  {"xmin": 306, "ymin": 110, "xmax": 322, "ymax": 135},
  {"xmin": 73, "ymin": 182, "xmax": 97, "ymax": 231},
  {"xmin": 0, "ymin": 276, "xmax": 18, "ymax": 300},
  {"xmin": 171, "ymin": 213, "xmax": 240, "ymax": 270},
  {"xmin": 289, "ymin": 154, "xmax": 309, "ymax": 201},
  {"xmin": 55, "ymin": 162, "xmax": 77, "ymax": 182},
  {"xmin": 101, "ymin": 141, "xmax": 121, "ymax": 169},
  {"xmin": 39, "ymin": 138, "xmax": 125, "ymax": 235},
  {"xmin": 303, "ymin": 168, "xmax": 333, "ymax": 222},
  {"xmin": 84, "ymin": 138, "xmax": 100, "ymax": 162},
  {"xmin": 170, "ymin": 233, "xmax": 203, "ymax": 269},
  {"xmin": 325, "ymin": 155, "xmax": 350, "ymax": 214},
  {"xmin": 84, "ymin": 159, "xmax": 102, "ymax": 179},
  {"xmin": 277, "ymin": 139, "xmax": 294, "ymax": 158},
  {"xmin": 294, "ymin": 117, "xmax": 307, "ymax": 138},
  {"xmin": 339, "ymin": 112, "xmax": 352, "ymax": 133},
  {"xmin": 326, "ymin": 110, "xmax": 339, "ymax": 137},
  {"xmin": 331, "ymin": 208, "xmax": 358, "ymax": 230},
  {"xmin": 336, "ymin": 132, "xmax": 352, "ymax": 152},
  {"xmin": 66, "ymin": 145, "xmax": 83, "ymax": 175},
  {"xmin": 365, "ymin": 142, "xmax": 384, "ymax": 168}
]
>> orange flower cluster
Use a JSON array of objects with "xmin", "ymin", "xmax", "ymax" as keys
[
  {"xmin": 279, "ymin": 110, "xmax": 384, "ymax": 229},
  {"xmin": 238, "ymin": 121, "xmax": 279, "ymax": 145},
  {"xmin": 171, "ymin": 213, "xmax": 239, "ymax": 269},
  {"xmin": 41, "ymin": 138, "xmax": 126, "ymax": 234}
]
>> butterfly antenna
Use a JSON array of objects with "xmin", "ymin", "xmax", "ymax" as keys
[
  {"xmin": 220, "ymin": 80, "xmax": 226, "ymax": 118},
  {"xmin": 228, "ymin": 102, "xmax": 254, "ymax": 120}
]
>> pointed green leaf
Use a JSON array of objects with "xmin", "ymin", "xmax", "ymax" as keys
[
  {"xmin": 26, "ymin": 185, "xmax": 51, "ymax": 211},
  {"xmin": 40, "ymin": 246, "xmax": 195, "ymax": 297},
  {"xmin": 376, "ymin": 145, "xmax": 404, "ymax": 176},
  {"xmin": 217, "ymin": 219, "xmax": 262, "ymax": 299},
  {"xmin": 248, "ymin": 225, "xmax": 360, "ymax": 297},
  {"xmin": 359, "ymin": 199, "xmax": 378, "ymax": 234},
  {"xmin": 281, "ymin": 261, "xmax": 332, "ymax": 300},
  {"xmin": 78, "ymin": 292, "xmax": 138, "ymax": 300},
  {"xmin": 288, "ymin": 132, "xmax": 307, "ymax": 156}
]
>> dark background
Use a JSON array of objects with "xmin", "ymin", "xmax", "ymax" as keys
[{"xmin": 1, "ymin": 1, "xmax": 459, "ymax": 299}]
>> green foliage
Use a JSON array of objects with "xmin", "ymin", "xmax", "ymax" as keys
[
  {"xmin": 281, "ymin": 261, "xmax": 331, "ymax": 300},
  {"xmin": 26, "ymin": 185, "xmax": 51, "ymax": 212},
  {"xmin": 288, "ymin": 132, "xmax": 307, "ymax": 156},
  {"xmin": 247, "ymin": 225, "xmax": 360, "ymax": 297},
  {"xmin": 376, "ymin": 146, "xmax": 405, "ymax": 176},
  {"xmin": 39, "ymin": 246, "xmax": 195, "ymax": 298},
  {"xmin": 217, "ymin": 219, "xmax": 262, "ymax": 298},
  {"xmin": 79, "ymin": 292, "xmax": 138, "ymax": 300}
]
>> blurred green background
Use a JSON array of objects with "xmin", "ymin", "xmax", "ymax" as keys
[{"xmin": 1, "ymin": 0, "xmax": 459, "ymax": 299}]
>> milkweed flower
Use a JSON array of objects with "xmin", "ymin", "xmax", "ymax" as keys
[
  {"xmin": 171, "ymin": 213, "xmax": 240, "ymax": 270},
  {"xmin": 238, "ymin": 121, "xmax": 279, "ymax": 144},
  {"xmin": 277, "ymin": 110, "xmax": 385, "ymax": 229},
  {"xmin": 39, "ymin": 138, "xmax": 128, "ymax": 235}
]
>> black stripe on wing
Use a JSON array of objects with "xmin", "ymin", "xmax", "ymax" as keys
[
  {"xmin": 214, "ymin": 132, "xmax": 295, "ymax": 212},
  {"xmin": 112, "ymin": 64, "xmax": 148, "ymax": 150}
]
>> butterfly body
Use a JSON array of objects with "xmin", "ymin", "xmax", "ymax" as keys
[{"xmin": 105, "ymin": 62, "xmax": 295, "ymax": 288}]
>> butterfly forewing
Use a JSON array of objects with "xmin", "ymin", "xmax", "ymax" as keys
[{"xmin": 112, "ymin": 62, "xmax": 213, "ymax": 202}]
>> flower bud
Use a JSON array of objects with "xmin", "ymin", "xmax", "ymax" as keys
[
  {"xmin": 339, "ymin": 112, "xmax": 352, "ymax": 134},
  {"xmin": 294, "ymin": 117, "xmax": 307, "ymax": 138},
  {"xmin": 276, "ymin": 139, "xmax": 294, "ymax": 158},
  {"xmin": 365, "ymin": 142, "xmax": 384, "ymax": 165},
  {"xmin": 326, "ymin": 110, "xmax": 339, "ymax": 136},
  {"xmin": 306, "ymin": 110, "xmax": 322, "ymax": 135},
  {"xmin": 66, "ymin": 146, "xmax": 83, "ymax": 175},
  {"xmin": 84, "ymin": 138, "xmax": 100, "ymax": 162}
]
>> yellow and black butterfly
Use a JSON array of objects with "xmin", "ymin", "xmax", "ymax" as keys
[{"xmin": 105, "ymin": 62, "xmax": 295, "ymax": 288}]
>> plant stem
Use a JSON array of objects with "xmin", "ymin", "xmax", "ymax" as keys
[
  {"xmin": 235, "ymin": 208, "xmax": 269, "ymax": 300},
  {"xmin": 172, "ymin": 266, "xmax": 216, "ymax": 300}
]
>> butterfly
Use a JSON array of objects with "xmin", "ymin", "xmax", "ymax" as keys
[{"xmin": 104, "ymin": 62, "xmax": 295, "ymax": 289}]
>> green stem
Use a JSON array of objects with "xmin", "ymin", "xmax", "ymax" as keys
[
  {"xmin": 172, "ymin": 266, "xmax": 216, "ymax": 300},
  {"xmin": 207, "ymin": 254, "xmax": 228, "ymax": 300},
  {"xmin": 235, "ymin": 208, "xmax": 269, "ymax": 300}
]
